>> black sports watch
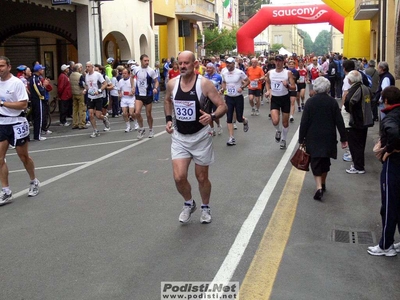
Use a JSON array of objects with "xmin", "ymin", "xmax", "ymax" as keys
[
  {"xmin": 0, "ymin": 100, "xmax": 4, "ymax": 107},
  {"xmin": 211, "ymin": 113, "xmax": 216, "ymax": 121}
]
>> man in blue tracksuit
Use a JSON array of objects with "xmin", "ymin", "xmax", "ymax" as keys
[{"xmin": 368, "ymin": 86, "xmax": 400, "ymax": 256}]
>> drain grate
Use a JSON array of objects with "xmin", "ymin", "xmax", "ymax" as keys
[{"xmin": 332, "ymin": 229, "xmax": 375, "ymax": 245}]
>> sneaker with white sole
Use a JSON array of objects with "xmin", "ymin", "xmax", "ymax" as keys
[
  {"xmin": 227, "ymin": 136, "xmax": 236, "ymax": 146},
  {"xmin": 125, "ymin": 125, "xmax": 131, "ymax": 133},
  {"xmin": 148, "ymin": 129, "xmax": 154, "ymax": 138},
  {"xmin": 367, "ymin": 244, "xmax": 397, "ymax": 256},
  {"xmin": 255, "ymin": 109, "xmax": 260, "ymax": 116},
  {"xmin": 290, "ymin": 115, "xmax": 294, "ymax": 123},
  {"xmin": 28, "ymin": 179, "xmax": 40, "ymax": 197},
  {"xmin": 217, "ymin": 125, "xmax": 223, "ymax": 135},
  {"xmin": 275, "ymin": 130, "xmax": 281, "ymax": 143},
  {"xmin": 394, "ymin": 242, "xmax": 400, "ymax": 253},
  {"xmin": 233, "ymin": 123, "xmax": 237, "ymax": 130},
  {"xmin": 212, "ymin": 129, "xmax": 216, "ymax": 136},
  {"xmin": 251, "ymin": 107, "xmax": 256, "ymax": 116},
  {"xmin": 343, "ymin": 151, "xmax": 352, "ymax": 162},
  {"xmin": 346, "ymin": 165, "xmax": 365, "ymax": 174},
  {"xmin": 243, "ymin": 119, "xmax": 249, "ymax": 132},
  {"xmin": 179, "ymin": 201, "xmax": 197, "ymax": 223},
  {"xmin": 200, "ymin": 206, "xmax": 212, "ymax": 224},
  {"xmin": 35, "ymin": 137, "xmax": 47, "ymax": 141},
  {"xmin": 280, "ymin": 140, "xmax": 286, "ymax": 149},
  {"xmin": 0, "ymin": 190, "xmax": 13, "ymax": 206},
  {"xmin": 103, "ymin": 116, "xmax": 110, "ymax": 131},
  {"xmin": 42, "ymin": 130, "xmax": 52, "ymax": 135},
  {"xmin": 134, "ymin": 121, "xmax": 139, "ymax": 130},
  {"xmin": 137, "ymin": 128, "xmax": 145, "ymax": 139},
  {"xmin": 90, "ymin": 130, "xmax": 100, "ymax": 138}
]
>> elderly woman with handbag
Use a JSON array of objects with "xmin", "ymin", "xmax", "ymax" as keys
[{"xmin": 299, "ymin": 77, "xmax": 348, "ymax": 200}]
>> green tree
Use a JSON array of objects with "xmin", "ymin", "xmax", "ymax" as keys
[
  {"xmin": 239, "ymin": 0, "xmax": 271, "ymax": 24},
  {"xmin": 203, "ymin": 27, "xmax": 238, "ymax": 56},
  {"xmin": 313, "ymin": 30, "xmax": 331, "ymax": 55},
  {"xmin": 299, "ymin": 29, "xmax": 313, "ymax": 55},
  {"xmin": 270, "ymin": 43, "xmax": 286, "ymax": 52}
]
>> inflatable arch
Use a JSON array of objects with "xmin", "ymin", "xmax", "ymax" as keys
[
  {"xmin": 237, "ymin": 4, "xmax": 343, "ymax": 55},
  {"xmin": 237, "ymin": 3, "xmax": 370, "ymax": 58}
]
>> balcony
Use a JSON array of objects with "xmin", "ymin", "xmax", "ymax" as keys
[
  {"xmin": 175, "ymin": 0, "xmax": 215, "ymax": 22},
  {"xmin": 354, "ymin": 0, "xmax": 379, "ymax": 20}
]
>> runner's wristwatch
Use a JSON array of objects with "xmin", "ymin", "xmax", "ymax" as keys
[{"xmin": 0, "ymin": 100, "xmax": 4, "ymax": 107}]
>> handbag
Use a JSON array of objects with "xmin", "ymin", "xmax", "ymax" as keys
[{"xmin": 290, "ymin": 143, "xmax": 310, "ymax": 171}]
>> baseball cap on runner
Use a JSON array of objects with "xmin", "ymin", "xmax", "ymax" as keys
[
  {"xmin": 275, "ymin": 55, "xmax": 284, "ymax": 61},
  {"xmin": 226, "ymin": 57, "xmax": 235, "ymax": 63}
]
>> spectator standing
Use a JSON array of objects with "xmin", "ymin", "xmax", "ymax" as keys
[
  {"xmin": 57, "ymin": 64, "xmax": 72, "ymax": 126},
  {"xmin": 368, "ymin": 86, "xmax": 400, "ymax": 256},
  {"xmin": 364, "ymin": 60, "xmax": 379, "ymax": 121},
  {"xmin": 299, "ymin": 77, "xmax": 347, "ymax": 200},
  {"xmin": 70, "ymin": 63, "xmax": 87, "ymax": 129}
]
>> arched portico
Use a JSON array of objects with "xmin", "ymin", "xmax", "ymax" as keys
[{"xmin": 103, "ymin": 31, "xmax": 131, "ymax": 62}]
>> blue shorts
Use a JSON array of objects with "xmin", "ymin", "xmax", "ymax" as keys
[{"xmin": 0, "ymin": 123, "xmax": 30, "ymax": 146}]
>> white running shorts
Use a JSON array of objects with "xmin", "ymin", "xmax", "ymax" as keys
[
  {"xmin": 120, "ymin": 97, "xmax": 135, "ymax": 108},
  {"xmin": 171, "ymin": 125, "xmax": 214, "ymax": 166}
]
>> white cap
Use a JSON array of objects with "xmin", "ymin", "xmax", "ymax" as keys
[
  {"xmin": 226, "ymin": 57, "xmax": 235, "ymax": 63},
  {"xmin": 61, "ymin": 64, "xmax": 70, "ymax": 71}
]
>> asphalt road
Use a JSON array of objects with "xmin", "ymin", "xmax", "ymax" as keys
[{"xmin": 0, "ymin": 92, "xmax": 398, "ymax": 300}]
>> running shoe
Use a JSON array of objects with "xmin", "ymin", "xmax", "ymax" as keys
[
  {"xmin": 343, "ymin": 151, "xmax": 352, "ymax": 162},
  {"xmin": 233, "ymin": 123, "xmax": 237, "ymax": 130},
  {"xmin": 125, "ymin": 125, "xmax": 131, "ymax": 133},
  {"xmin": 103, "ymin": 116, "xmax": 110, "ymax": 131},
  {"xmin": 212, "ymin": 129, "xmax": 216, "ymax": 136},
  {"xmin": 298, "ymin": 106, "xmax": 302, "ymax": 112},
  {"xmin": 227, "ymin": 136, "xmax": 236, "ymax": 146},
  {"xmin": 137, "ymin": 128, "xmax": 145, "ymax": 139},
  {"xmin": 255, "ymin": 109, "xmax": 260, "ymax": 116},
  {"xmin": 243, "ymin": 119, "xmax": 249, "ymax": 132},
  {"xmin": 134, "ymin": 121, "xmax": 139, "ymax": 130},
  {"xmin": 346, "ymin": 165, "xmax": 366, "ymax": 174},
  {"xmin": 90, "ymin": 130, "xmax": 100, "ymax": 138},
  {"xmin": 35, "ymin": 137, "xmax": 47, "ymax": 141},
  {"xmin": 280, "ymin": 140, "xmax": 286, "ymax": 149},
  {"xmin": 0, "ymin": 190, "xmax": 13, "ymax": 206},
  {"xmin": 28, "ymin": 179, "xmax": 40, "ymax": 197},
  {"xmin": 261, "ymin": 100, "xmax": 264, "ymax": 106},
  {"xmin": 367, "ymin": 244, "xmax": 397, "ymax": 257},
  {"xmin": 275, "ymin": 130, "xmax": 281, "ymax": 143},
  {"xmin": 268, "ymin": 114, "xmax": 271, "ymax": 119},
  {"xmin": 200, "ymin": 206, "xmax": 212, "ymax": 224},
  {"xmin": 217, "ymin": 125, "xmax": 223, "ymax": 135},
  {"xmin": 251, "ymin": 107, "xmax": 256, "ymax": 116},
  {"xmin": 179, "ymin": 200, "xmax": 197, "ymax": 223},
  {"xmin": 42, "ymin": 130, "xmax": 52, "ymax": 135},
  {"xmin": 290, "ymin": 116, "xmax": 294, "ymax": 123},
  {"xmin": 148, "ymin": 129, "xmax": 154, "ymax": 138},
  {"xmin": 301, "ymin": 102, "xmax": 305, "ymax": 110},
  {"xmin": 393, "ymin": 242, "xmax": 400, "ymax": 253}
]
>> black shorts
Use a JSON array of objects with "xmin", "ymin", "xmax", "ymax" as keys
[
  {"xmin": 0, "ymin": 123, "xmax": 30, "ymax": 147},
  {"xmin": 87, "ymin": 98, "xmax": 103, "ymax": 111},
  {"xmin": 310, "ymin": 157, "xmax": 331, "ymax": 176},
  {"xmin": 289, "ymin": 91, "xmax": 297, "ymax": 97},
  {"xmin": 270, "ymin": 94, "xmax": 291, "ymax": 114},
  {"xmin": 248, "ymin": 89, "xmax": 261, "ymax": 97},
  {"xmin": 225, "ymin": 95, "xmax": 244, "ymax": 123},
  {"xmin": 136, "ymin": 95, "xmax": 153, "ymax": 105},
  {"xmin": 102, "ymin": 96, "xmax": 109, "ymax": 109},
  {"xmin": 297, "ymin": 83, "xmax": 306, "ymax": 91}
]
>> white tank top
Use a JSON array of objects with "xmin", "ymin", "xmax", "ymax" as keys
[{"xmin": 269, "ymin": 69, "xmax": 290, "ymax": 97}]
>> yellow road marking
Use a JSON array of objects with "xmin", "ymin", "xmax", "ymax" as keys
[{"xmin": 239, "ymin": 167, "xmax": 306, "ymax": 299}]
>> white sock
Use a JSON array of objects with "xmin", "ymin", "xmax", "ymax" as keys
[
  {"xmin": 274, "ymin": 124, "xmax": 281, "ymax": 131},
  {"xmin": 282, "ymin": 126, "xmax": 289, "ymax": 141},
  {"xmin": 185, "ymin": 199, "xmax": 194, "ymax": 206}
]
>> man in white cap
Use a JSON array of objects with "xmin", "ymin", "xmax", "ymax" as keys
[{"xmin": 58, "ymin": 64, "xmax": 71, "ymax": 127}]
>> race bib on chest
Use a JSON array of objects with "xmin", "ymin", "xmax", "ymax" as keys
[
  {"xmin": 13, "ymin": 121, "xmax": 29, "ymax": 140},
  {"xmin": 298, "ymin": 76, "xmax": 305, "ymax": 83},
  {"xmin": 250, "ymin": 80, "xmax": 258, "ymax": 88},
  {"xmin": 139, "ymin": 80, "xmax": 145, "ymax": 87},
  {"xmin": 271, "ymin": 81, "xmax": 283, "ymax": 92},
  {"xmin": 226, "ymin": 85, "xmax": 237, "ymax": 96},
  {"xmin": 174, "ymin": 100, "xmax": 196, "ymax": 122}
]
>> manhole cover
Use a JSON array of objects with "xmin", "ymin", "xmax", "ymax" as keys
[{"xmin": 332, "ymin": 229, "xmax": 375, "ymax": 245}]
